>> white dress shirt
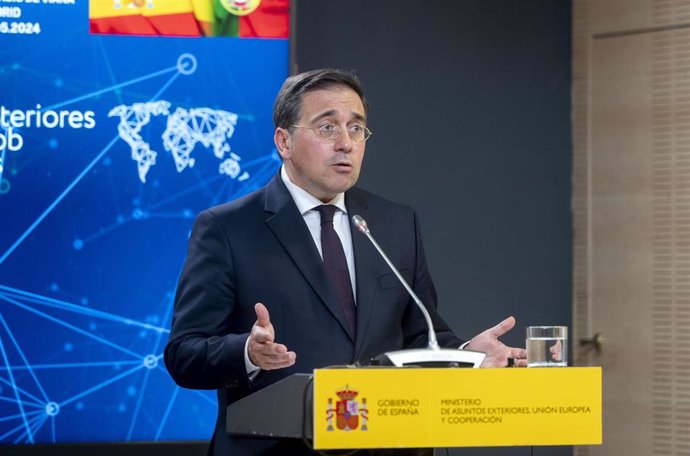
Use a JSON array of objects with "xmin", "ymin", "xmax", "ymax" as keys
[{"xmin": 279, "ymin": 166, "xmax": 357, "ymax": 294}]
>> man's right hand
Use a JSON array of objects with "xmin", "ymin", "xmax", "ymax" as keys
[{"xmin": 247, "ymin": 302, "xmax": 297, "ymax": 370}]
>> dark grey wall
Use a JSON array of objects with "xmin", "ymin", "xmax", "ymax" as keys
[
  {"xmin": 295, "ymin": 0, "xmax": 572, "ymax": 350},
  {"xmin": 295, "ymin": 2, "xmax": 572, "ymax": 455}
]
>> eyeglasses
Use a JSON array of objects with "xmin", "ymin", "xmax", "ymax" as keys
[{"xmin": 291, "ymin": 123, "xmax": 372, "ymax": 143}]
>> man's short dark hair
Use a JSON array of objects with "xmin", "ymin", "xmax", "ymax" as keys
[{"xmin": 273, "ymin": 68, "xmax": 369, "ymax": 129}]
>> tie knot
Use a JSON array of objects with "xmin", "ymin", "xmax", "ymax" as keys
[{"xmin": 316, "ymin": 205, "xmax": 338, "ymax": 224}]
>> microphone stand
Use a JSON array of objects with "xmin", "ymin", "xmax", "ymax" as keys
[{"xmin": 352, "ymin": 215, "xmax": 485, "ymax": 368}]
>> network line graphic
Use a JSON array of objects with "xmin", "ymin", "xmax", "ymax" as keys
[
  {"xmin": 0, "ymin": 46, "xmax": 283, "ymax": 444},
  {"xmin": 0, "ymin": 284, "xmax": 169, "ymax": 444}
]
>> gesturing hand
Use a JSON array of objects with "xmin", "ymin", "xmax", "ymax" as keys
[
  {"xmin": 466, "ymin": 316, "xmax": 527, "ymax": 368},
  {"xmin": 247, "ymin": 303, "xmax": 296, "ymax": 370}
]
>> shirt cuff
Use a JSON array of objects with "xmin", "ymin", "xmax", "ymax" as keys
[{"xmin": 244, "ymin": 335, "xmax": 261, "ymax": 378}]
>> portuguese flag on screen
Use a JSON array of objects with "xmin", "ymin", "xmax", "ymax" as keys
[{"xmin": 89, "ymin": 0, "xmax": 289, "ymax": 38}]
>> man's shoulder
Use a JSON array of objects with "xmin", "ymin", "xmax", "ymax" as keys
[
  {"xmin": 214, "ymin": 187, "xmax": 266, "ymax": 213},
  {"xmin": 347, "ymin": 186, "xmax": 415, "ymax": 214}
]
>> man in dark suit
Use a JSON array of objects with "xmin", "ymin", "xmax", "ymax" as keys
[{"xmin": 165, "ymin": 68, "xmax": 527, "ymax": 455}]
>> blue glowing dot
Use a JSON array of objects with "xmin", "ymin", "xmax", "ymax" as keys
[
  {"xmin": 73, "ymin": 239, "xmax": 84, "ymax": 250},
  {"xmin": 116, "ymin": 214, "xmax": 125, "ymax": 223},
  {"xmin": 10, "ymin": 168, "xmax": 17, "ymax": 175},
  {"xmin": 54, "ymin": 78, "xmax": 63, "ymax": 88},
  {"xmin": 132, "ymin": 209, "xmax": 144, "ymax": 220},
  {"xmin": 153, "ymin": 179, "xmax": 160, "ymax": 188},
  {"xmin": 138, "ymin": 330, "xmax": 146, "ymax": 339},
  {"xmin": 143, "ymin": 354, "xmax": 158, "ymax": 369},
  {"xmin": 113, "ymin": 363, "xmax": 121, "ymax": 371},
  {"xmin": 177, "ymin": 53, "xmax": 197, "ymax": 75},
  {"xmin": 11, "ymin": 63, "xmax": 19, "ymax": 70},
  {"xmin": 118, "ymin": 404, "xmax": 126, "ymax": 413},
  {"xmin": 182, "ymin": 209, "xmax": 193, "ymax": 218},
  {"xmin": 76, "ymin": 402, "xmax": 84, "ymax": 410},
  {"xmin": 80, "ymin": 297, "xmax": 89, "ymax": 306},
  {"xmin": 103, "ymin": 157, "xmax": 112, "ymax": 166},
  {"xmin": 88, "ymin": 322, "xmax": 97, "ymax": 331},
  {"xmin": 64, "ymin": 342, "xmax": 73, "ymax": 352},
  {"xmin": 49, "ymin": 138, "xmax": 58, "ymax": 149},
  {"xmin": 127, "ymin": 386, "xmax": 137, "ymax": 396},
  {"xmin": 271, "ymin": 150, "xmax": 281, "ymax": 161},
  {"xmin": 45, "ymin": 402, "xmax": 60, "ymax": 416},
  {"xmin": 132, "ymin": 198, "xmax": 141, "ymax": 207},
  {"xmin": 50, "ymin": 283, "xmax": 59, "ymax": 292}
]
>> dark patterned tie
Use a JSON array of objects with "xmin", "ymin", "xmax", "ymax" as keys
[{"xmin": 316, "ymin": 205, "xmax": 356, "ymax": 336}]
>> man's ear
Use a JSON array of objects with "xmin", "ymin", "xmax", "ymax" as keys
[{"xmin": 274, "ymin": 128, "xmax": 291, "ymax": 159}]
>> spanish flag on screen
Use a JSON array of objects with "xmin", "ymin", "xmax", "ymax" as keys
[{"xmin": 89, "ymin": 0, "xmax": 289, "ymax": 38}]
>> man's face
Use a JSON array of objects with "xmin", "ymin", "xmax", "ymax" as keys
[{"xmin": 275, "ymin": 86, "xmax": 367, "ymax": 202}]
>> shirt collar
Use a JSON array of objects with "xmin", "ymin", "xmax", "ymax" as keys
[{"xmin": 280, "ymin": 166, "xmax": 347, "ymax": 215}]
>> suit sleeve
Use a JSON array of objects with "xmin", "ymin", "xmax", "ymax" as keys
[
  {"xmin": 402, "ymin": 210, "xmax": 465, "ymax": 349},
  {"xmin": 164, "ymin": 209, "xmax": 253, "ymax": 392}
]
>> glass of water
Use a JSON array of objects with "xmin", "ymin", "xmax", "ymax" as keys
[{"xmin": 526, "ymin": 326, "xmax": 568, "ymax": 367}]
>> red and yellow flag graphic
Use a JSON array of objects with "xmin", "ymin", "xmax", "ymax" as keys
[{"xmin": 89, "ymin": 0, "xmax": 289, "ymax": 38}]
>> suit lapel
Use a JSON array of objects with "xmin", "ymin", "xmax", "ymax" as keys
[
  {"xmin": 346, "ymin": 189, "xmax": 378, "ymax": 359},
  {"xmin": 264, "ymin": 175, "xmax": 355, "ymax": 342}
]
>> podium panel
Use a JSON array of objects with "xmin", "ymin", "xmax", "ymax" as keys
[{"xmin": 313, "ymin": 367, "xmax": 601, "ymax": 450}]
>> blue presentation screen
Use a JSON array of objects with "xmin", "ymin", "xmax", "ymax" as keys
[{"xmin": 0, "ymin": 0, "xmax": 288, "ymax": 444}]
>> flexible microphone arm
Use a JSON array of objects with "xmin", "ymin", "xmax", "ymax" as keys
[{"xmin": 351, "ymin": 215, "xmax": 440, "ymax": 351}]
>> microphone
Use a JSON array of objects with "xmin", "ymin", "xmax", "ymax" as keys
[{"xmin": 351, "ymin": 215, "xmax": 486, "ymax": 368}]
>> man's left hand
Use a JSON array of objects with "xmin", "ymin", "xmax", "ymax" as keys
[{"xmin": 466, "ymin": 316, "xmax": 527, "ymax": 368}]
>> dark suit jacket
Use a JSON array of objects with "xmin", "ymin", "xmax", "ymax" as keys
[{"xmin": 164, "ymin": 174, "xmax": 463, "ymax": 455}]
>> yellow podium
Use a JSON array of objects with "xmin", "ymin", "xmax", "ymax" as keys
[
  {"xmin": 227, "ymin": 367, "xmax": 601, "ymax": 451},
  {"xmin": 313, "ymin": 367, "xmax": 601, "ymax": 450}
]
